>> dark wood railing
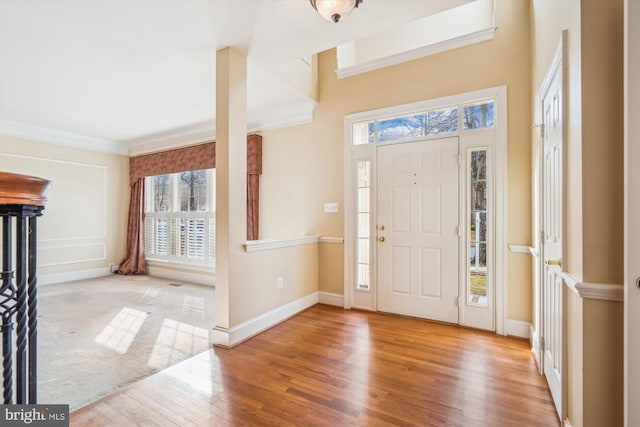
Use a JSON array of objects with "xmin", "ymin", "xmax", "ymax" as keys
[{"xmin": 0, "ymin": 171, "xmax": 51, "ymax": 404}]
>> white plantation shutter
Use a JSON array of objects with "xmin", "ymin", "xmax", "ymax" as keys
[
  {"xmin": 156, "ymin": 218, "xmax": 168, "ymax": 255},
  {"xmin": 169, "ymin": 218, "xmax": 182, "ymax": 257},
  {"xmin": 186, "ymin": 218, "xmax": 205, "ymax": 259},
  {"xmin": 208, "ymin": 217, "xmax": 216, "ymax": 265},
  {"xmin": 144, "ymin": 217, "xmax": 155, "ymax": 256},
  {"xmin": 144, "ymin": 170, "xmax": 216, "ymax": 268}
]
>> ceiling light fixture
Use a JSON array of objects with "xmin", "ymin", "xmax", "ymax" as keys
[{"xmin": 309, "ymin": 0, "xmax": 363, "ymax": 23}]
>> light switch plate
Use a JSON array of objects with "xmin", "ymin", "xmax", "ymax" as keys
[{"xmin": 324, "ymin": 202, "xmax": 339, "ymax": 213}]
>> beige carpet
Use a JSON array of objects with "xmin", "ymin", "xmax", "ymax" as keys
[{"xmin": 37, "ymin": 275, "xmax": 215, "ymax": 411}]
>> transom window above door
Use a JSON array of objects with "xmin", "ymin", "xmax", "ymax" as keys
[{"xmin": 352, "ymin": 99, "xmax": 494, "ymax": 146}]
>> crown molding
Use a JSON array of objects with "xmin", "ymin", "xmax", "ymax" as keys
[
  {"xmin": 0, "ymin": 120, "xmax": 127, "ymax": 155},
  {"xmin": 336, "ymin": 27, "xmax": 496, "ymax": 80},
  {"xmin": 2, "ymin": 100, "xmax": 315, "ymax": 157},
  {"xmin": 126, "ymin": 102, "xmax": 315, "ymax": 156},
  {"xmin": 126, "ymin": 122, "xmax": 215, "ymax": 156}
]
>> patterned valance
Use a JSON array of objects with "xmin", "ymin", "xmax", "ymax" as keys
[{"xmin": 129, "ymin": 134, "xmax": 262, "ymax": 184}]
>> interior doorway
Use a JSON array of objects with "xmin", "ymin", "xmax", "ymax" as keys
[{"xmin": 536, "ymin": 32, "xmax": 566, "ymax": 420}]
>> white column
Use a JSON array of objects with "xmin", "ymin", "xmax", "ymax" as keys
[{"xmin": 212, "ymin": 47, "xmax": 247, "ymax": 347}]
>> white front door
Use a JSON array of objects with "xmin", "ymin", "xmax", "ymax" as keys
[
  {"xmin": 377, "ymin": 137, "xmax": 459, "ymax": 323},
  {"xmin": 540, "ymin": 44, "xmax": 564, "ymax": 420}
]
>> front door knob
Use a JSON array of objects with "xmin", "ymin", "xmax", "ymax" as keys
[{"xmin": 378, "ymin": 236, "xmax": 385, "ymax": 242}]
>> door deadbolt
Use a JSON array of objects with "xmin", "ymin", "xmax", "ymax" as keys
[{"xmin": 545, "ymin": 257, "xmax": 562, "ymax": 267}]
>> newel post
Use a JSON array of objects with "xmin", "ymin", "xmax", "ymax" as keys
[{"xmin": 0, "ymin": 172, "xmax": 51, "ymax": 404}]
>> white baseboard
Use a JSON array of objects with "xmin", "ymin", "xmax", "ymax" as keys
[
  {"xmin": 318, "ymin": 292, "xmax": 344, "ymax": 307},
  {"xmin": 505, "ymin": 319, "xmax": 531, "ymax": 339},
  {"xmin": 212, "ymin": 292, "xmax": 318, "ymax": 348},
  {"xmin": 146, "ymin": 265, "xmax": 215, "ymax": 287},
  {"xmin": 39, "ymin": 267, "xmax": 111, "ymax": 285},
  {"xmin": 530, "ymin": 325, "xmax": 541, "ymax": 370}
]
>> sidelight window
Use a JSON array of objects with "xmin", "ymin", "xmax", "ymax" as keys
[
  {"xmin": 356, "ymin": 160, "xmax": 372, "ymax": 291},
  {"xmin": 468, "ymin": 149, "xmax": 489, "ymax": 305}
]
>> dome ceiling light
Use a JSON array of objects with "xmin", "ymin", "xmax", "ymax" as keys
[{"xmin": 309, "ymin": 0, "xmax": 364, "ymax": 23}]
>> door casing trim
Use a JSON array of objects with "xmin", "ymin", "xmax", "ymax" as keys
[
  {"xmin": 343, "ymin": 86, "xmax": 508, "ymax": 335},
  {"xmin": 535, "ymin": 30, "xmax": 567, "ymax": 421}
]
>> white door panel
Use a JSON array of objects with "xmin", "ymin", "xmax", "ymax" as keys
[
  {"xmin": 540, "ymin": 43, "xmax": 564, "ymax": 420},
  {"xmin": 377, "ymin": 137, "xmax": 459, "ymax": 323}
]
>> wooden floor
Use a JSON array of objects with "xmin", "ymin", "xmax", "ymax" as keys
[{"xmin": 71, "ymin": 305, "xmax": 560, "ymax": 426}]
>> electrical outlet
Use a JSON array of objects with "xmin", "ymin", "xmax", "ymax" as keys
[{"xmin": 277, "ymin": 276, "xmax": 283, "ymax": 289}]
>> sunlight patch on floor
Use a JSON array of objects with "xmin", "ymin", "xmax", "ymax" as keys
[
  {"xmin": 161, "ymin": 350, "xmax": 223, "ymax": 397},
  {"xmin": 147, "ymin": 318, "xmax": 210, "ymax": 369},
  {"xmin": 182, "ymin": 294, "xmax": 206, "ymax": 320},
  {"xmin": 94, "ymin": 307, "xmax": 149, "ymax": 354}
]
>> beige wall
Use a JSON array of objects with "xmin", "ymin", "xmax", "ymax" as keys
[
  {"xmin": 231, "ymin": 244, "xmax": 318, "ymax": 325},
  {"xmin": 318, "ymin": 243, "xmax": 344, "ymax": 295},
  {"xmin": 531, "ymin": 0, "xmax": 624, "ymax": 424},
  {"xmin": 260, "ymin": 122, "xmax": 337, "ymax": 238},
  {"xmin": 566, "ymin": 290, "xmax": 584, "ymax": 427},
  {"xmin": 580, "ymin": 1, "xmax": 624, "ymax": 424},
  {"xmin": 583, "ymin": 299, "xmax": 624, "ymax": 427},
  {"xmin": 261, "ymin": 0, "xmax": 533, "ymax": 321},
  {"xmin": 0, "ymin": 134, "xmax": 129, "ymax": 280},
  {"xmin": 581, "ymin": 0, "xmax": 624, "ymax": 285}
]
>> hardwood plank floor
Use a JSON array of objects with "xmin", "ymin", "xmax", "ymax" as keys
[{"xmin": 71, "ymin": 304, "xmax": 560, "ymax": 426}]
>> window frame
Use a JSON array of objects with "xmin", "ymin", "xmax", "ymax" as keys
[{"xmin": 144, "ymin": 169, "xmax": 216, "ymax": 269}]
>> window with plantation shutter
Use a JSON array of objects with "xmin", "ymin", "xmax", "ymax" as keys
[{"xmin": 144, "ymin": 169, "xmax": 215, "ymax": 268}]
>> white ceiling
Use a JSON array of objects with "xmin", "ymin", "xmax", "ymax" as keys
[{"xmin": 0, "ymin": 0, "xmax": 470, "ymax": 153}]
